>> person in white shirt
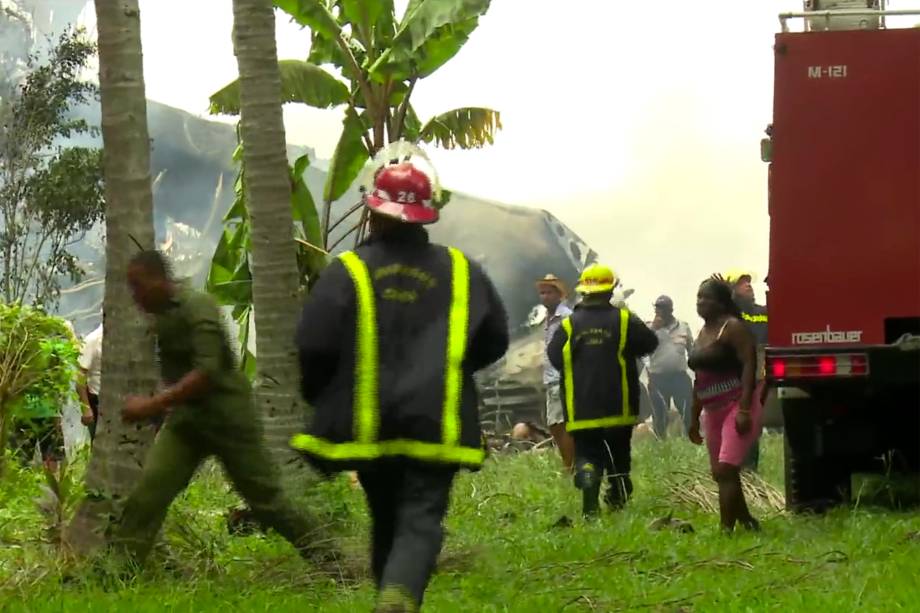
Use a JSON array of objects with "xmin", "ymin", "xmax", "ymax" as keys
[
  {"xmin": 78, "ymin": 320, "xmax": 103, "ymax": 442},
  {"xmin": 647, "ymin": 296, "xmax": 694, "ymax": 438},
  {"xmin": 537, "ymin": 273, "xmax": 575, "ymax": 471}
]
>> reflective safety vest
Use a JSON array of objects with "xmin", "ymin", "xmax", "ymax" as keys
[
  {"xmin": 560, "ymin": 308, "xmax": 638, "ymax": 432},
  {"xmin": 291, "ymin": 247, "xmax": 486, "ymax": 467}
]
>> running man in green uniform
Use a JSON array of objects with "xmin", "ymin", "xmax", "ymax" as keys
[{"xmin": 111, "ymin": 250, "xmax": 331, "ymax": 567}]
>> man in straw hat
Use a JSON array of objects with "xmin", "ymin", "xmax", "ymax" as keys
[{"xmin": 536, "ymin": 273, "xmax": 575, "ymax": 471}]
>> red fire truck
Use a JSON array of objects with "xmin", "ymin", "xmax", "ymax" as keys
[{"xmin": 765, "ymin": 3, "xmax": 920, "ymax": 512}]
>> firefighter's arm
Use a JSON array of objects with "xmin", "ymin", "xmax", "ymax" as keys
[
  {"xmin": 296, "ymin": 259, "xmax": 350, "ymax": 401},
  {"xmin": 547, "ymin": 324, "xmax": 567, "ymax": 372},
  {"xmin": 466, "ymin": 265, "xmax": 510, "ymax": 371},
  {"xmin": 626, "ymin": 313, "xmax": 659, "ymax": 357}
]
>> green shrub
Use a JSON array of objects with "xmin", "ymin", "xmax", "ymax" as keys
[{"xmin": 0, "ymin": 304, "xmax": 78, "ymax": 475}]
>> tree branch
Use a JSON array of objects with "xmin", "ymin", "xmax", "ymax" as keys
[
  {"xmin": 392, "ymin": 77, "xmax": 417, "ymax": 142},
  {"xmin": 335, "ymin": 33, "xmax": 379, "ymax": 121},
  {"xmin": 327, "ymin": 200, "xmax": 364, "ymax": 234}
]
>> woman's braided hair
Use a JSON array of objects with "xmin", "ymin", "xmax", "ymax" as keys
[{"xmin": 700, "ymin": 277, "xmax": 742, "ymax": 319}]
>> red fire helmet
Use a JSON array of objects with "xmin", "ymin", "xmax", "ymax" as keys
[{"xmin": 365, "ymin": 162, "xmax": 438, "ymax": 225}]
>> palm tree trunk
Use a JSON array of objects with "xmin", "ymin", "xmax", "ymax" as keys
[
  {"xmin": 66, "ymin": 0, "xmax": 158, "ymax": 554},
  {"xmin": 231, "ymin": 0, "xmax": 306, "ymax": 468}
]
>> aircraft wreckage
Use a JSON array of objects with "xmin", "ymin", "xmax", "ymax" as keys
[{"xmin": 51, "ymin": 102, "xmax": 651, "ymax": 435}]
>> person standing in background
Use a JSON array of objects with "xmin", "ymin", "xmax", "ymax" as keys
[
  {"xmin": 536, "ymin": 274, "xmax": 575, "ymax": 472},
  {"xmin": 688, "ymin": 278, "xmax": 762, "ymax": 532},
  {"xmin": 647, "ymin": 296, "xmax": 694, "ymax": 438},
  {"xmin": 77, "ymin": 320, "xmax": 103, "ymax": 443},
  {"xmin": 724, "ymin": 270, "xmax": 768, "ymax": 471}
]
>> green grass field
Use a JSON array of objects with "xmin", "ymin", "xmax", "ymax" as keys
[{"xmin": 2, "ymin": 433, "xmax": 919, "ymax": 612}]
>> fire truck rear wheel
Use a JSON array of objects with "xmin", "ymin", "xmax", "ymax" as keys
[{"xmin": 782, "ymin": 400, "xmax": 846, "ymax": 513}]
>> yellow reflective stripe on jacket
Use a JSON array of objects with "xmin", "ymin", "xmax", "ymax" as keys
[
  {"xmin": 442, "ymin": 247, "xmax": 469, "ymax": 447},
  {"xmin": 567, "ymin": 415, "xmax": 637, "ymax": 432},
  {"xmin": 339, "ymin": 251, "xmax": 379, "ymax": 443},
  {"xmin": 561, "ymin": 318, "xmax": 576, "ymax": 424},
  {"xmin": 616, "ymin": 308, "xmax": 630, "ymax": 417},
  {"xmin": 742, "ymin": 312, "xmax": 768, "ymax": 324},
  {"xmin": 290, "ymin": 434, "xmax": 485, "ymax": 466},
  {"xmin": 562, "ymin": 309, "xmax": 635, "ymax": 431}
]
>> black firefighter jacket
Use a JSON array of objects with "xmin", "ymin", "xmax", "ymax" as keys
[
  {"xmin": 293, "ymin": 225, "xmax": 509, "ymax": 472},
  {"xmin": 547, "ymin": 303, "xmax": 658, "ymax": 432}
]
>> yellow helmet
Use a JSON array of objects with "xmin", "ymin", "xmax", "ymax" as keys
[
  {"xmin": 723, "ymin": 269, "xmax": 755, "ymax": 285},
  {"xmin": 575, "ymin": 263, "xmax": 618, "ymax": 295}
]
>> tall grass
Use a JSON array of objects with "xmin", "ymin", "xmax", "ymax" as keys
[{"xmin": 2, "ymin": 434, "xmax": 919, "ymax": 611}]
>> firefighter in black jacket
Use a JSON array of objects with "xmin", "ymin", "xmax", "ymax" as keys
[
  {"xmin": 548, "ymin": 264, "xmax": 659, "ymax": 517},
  {"xmin": 293, "ymin": 158, "xmax": 509, "ymax": 612}
]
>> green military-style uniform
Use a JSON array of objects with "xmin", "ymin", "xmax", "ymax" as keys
[{"xmin": 113, "ymin": 287, "xmax": 319, "ymax": 564}]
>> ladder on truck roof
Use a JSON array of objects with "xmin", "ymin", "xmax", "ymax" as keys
[{"xmin": 780, "ymin": 1, "xmax": 920, "ymax": 32}]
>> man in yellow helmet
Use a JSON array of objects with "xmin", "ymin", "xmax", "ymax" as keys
[
  {"xmin": 723, "ymin": 270, "xmax": 768, "ymax": 471},
  {"xmin": 547, "ymin": 264, "xmax": 659, "ymax": 516}
]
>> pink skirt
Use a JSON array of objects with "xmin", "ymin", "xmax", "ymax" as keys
[{"xmin": 702, "ymin": 383, "xmax": 764, "ymax": 468}]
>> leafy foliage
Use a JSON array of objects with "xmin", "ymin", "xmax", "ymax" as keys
[
  {"xmin": 323, "ymin": 108, "xmax": 370, "ymax": 203},
  {"xmin": 420, "ymin": 107, "xmax": 501, "ymax": 149},
  {"xmin": 370, "ymin": 0, "xmax": 491, "ymax": 81},
  {"xmin": 234, "ymin": 1, "xmax": 500, "ymax": 240},
  {"xmin": 206, "ymin": 0, "xmax": 500, "ymax": 367},
  {"xmin": 0, "ymin": 29, "xmax": 104, "ymax": 308},
  {"xmin": 207, "ymin": 138, "xmax": 326, "ymax": 376},
  {"xmin": 208, "ymin": 59, "xmax": 350, "ymax": 115},
  {"xmin": 0, "ymin": 304, "xmax": 78, "ymax": 475}
]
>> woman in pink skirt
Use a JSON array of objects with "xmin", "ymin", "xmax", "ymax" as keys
[{"xmin": 688, "ymin": 278, "xmax": 762, "ymax": 532}]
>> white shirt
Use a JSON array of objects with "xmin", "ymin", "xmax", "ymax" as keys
[
  {"xmin": 78, "ymin": 324, "xmax": 103, "ymax": 394},
  {"xmin": 543, "ymin": 303, "xmax": 573, "ymax": 385}
]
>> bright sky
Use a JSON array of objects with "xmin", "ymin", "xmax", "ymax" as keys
[{"xmin": 75, "ymin": 1, "xmax": 914, "ymax": 323}]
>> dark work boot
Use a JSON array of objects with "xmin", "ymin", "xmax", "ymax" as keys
[
  {"xmin": 582, "ymin": 483, "xmax": 601, "ymax": 518},
  {"xmin": 375, "ymin": 584, "xmax": 418, "ymax": 613},
  {"xmin": 575, "ymin": 462, "xmax": 601, "ymax": 518}
]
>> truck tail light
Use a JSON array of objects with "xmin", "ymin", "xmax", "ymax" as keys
[{"xmin": 768, "ymin": 353, "xmax": 869, "ymax": 380}]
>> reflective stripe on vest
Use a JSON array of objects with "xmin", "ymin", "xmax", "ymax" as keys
[
  {"xmin": 341, "ymin": 251, "xmax": 379, "ymax": 444},
  {"xmin": 561, "ymin": 309, "xmax": 635, "ymax": 432},
  {"xmin": 291, "ymin": 248, "xmax": 483, "ymax": 466},
  {"xmin": 742, "ymin": 312, "xmax": 768, "ymax": 324}
]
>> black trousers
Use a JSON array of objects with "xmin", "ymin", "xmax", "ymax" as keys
[
  {"xmin": 87, "ymin": 392, "xmax": 99, "ymax": 442},
  {"xmin": 573, "ymin": 426, "xmax": 634, "ymax": 505},
  {"xmin": 358, "ymin": 462, "xmax": 457, "ymax": 607},
  {"xmin": 648, "ymin": 371, "xmax": 693, "ymax": 438}
]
